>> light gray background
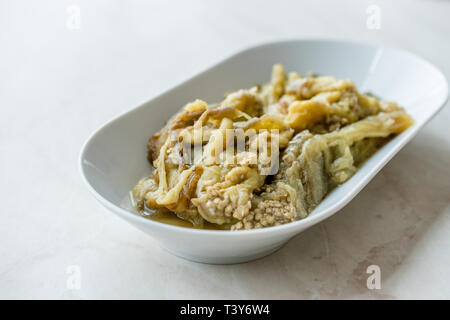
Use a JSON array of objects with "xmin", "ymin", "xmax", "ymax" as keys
[{"xmin": 1, "ymin": 0, "xmax": 449, "ymax": 299}]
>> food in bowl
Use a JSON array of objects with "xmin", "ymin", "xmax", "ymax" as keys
[{"xmin": 131, "ymin": 64, "xmax": 413, "ymax": 230}]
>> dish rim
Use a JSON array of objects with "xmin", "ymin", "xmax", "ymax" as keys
[{"xmin": 79, "ymin": 38, "xmax": 449, "ymax": 236}]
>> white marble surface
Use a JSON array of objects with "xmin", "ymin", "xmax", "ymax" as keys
[{"xmin": 1, "ymin": 0, "xmax": 449, "ymax": 299}]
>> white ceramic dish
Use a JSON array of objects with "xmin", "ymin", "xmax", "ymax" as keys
[{"xmin": 79, "ymin": 39, "xmax": 448, "ymax": 264}]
